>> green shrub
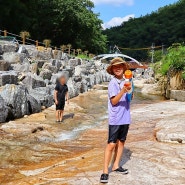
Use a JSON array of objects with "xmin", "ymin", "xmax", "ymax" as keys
[
  {"xmin": 160, "ymin": 60, "xmax": 171, "ymax": 75},
  {"xmin": 160, "ymin": 43, "xmax": 185, "ymax": 75},
  {"xmin": 182, "ymin": 71, "xmax": 185, "ymax": 80},
  {"xmin": 77, "ymin": 54, "xmax": 91, "ymax": 60}
]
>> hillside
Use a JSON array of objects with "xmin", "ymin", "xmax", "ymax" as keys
[{"xmin": 104, "ymin": 0, "xmax": 185, "ymax": 61}]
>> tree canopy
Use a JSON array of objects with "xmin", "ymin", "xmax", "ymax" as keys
[
  {"xmin": 0, "ymin": 0, "xmax": 107, "ymax": 54},
  {"xmin": 103, "ymin": 0, "xmax": 185, "ymax": 61}
]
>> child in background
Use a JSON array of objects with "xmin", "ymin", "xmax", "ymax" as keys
[
  {"xmin": 54, "ymin": 75, "xmax": 69, "ymax": 123},
  {"xmin": 100, "ymin": 58, "xmax": 131, "ymax": 183}
]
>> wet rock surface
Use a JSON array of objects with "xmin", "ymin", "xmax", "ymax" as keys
[{"xmin": 0, "ymin": 86, "xmax": 185, "ymax": 185}]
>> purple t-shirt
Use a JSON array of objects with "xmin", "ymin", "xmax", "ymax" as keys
[{"xmin": 108, "ymin": 78, "xmax": 131, "ymax": 125}]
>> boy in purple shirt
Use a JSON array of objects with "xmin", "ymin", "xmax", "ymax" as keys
[{"xmin": 100, "ymin": 58, "xmax": 131, "ymax": 183}]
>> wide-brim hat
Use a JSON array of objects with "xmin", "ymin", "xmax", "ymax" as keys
[{"xmin": 106, "ymin": 57, "xmax": 129, "ymax": 75}]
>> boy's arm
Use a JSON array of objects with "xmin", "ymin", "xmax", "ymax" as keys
[
  {"xmin": 54, "ymin": 90, "xmax": 58, "ymax": 105},
  {"xmin": 110, "ymin": 86, "xmax": 131, "ymax": 106}
]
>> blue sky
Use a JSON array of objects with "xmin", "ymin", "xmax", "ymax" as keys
[{"xmin": 92, "ymin": 0, "xmax": 179, "ymax": 29}]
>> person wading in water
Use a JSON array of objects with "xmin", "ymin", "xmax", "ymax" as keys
[{"xmin": 54, "ymin": 75, "xmax": 69, "ymax": 123}]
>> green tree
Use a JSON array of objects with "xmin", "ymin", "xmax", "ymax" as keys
[
  {"xmin": 104, "ymin": 0, "xmax": 185, "ymax": 61},
  {"xmin": 0, "ymin": 0, "xmax": 107, "ymax": 54}
]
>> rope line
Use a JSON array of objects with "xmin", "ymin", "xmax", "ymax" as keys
[
  {"xmin": 0, "ymin": 30, "xmax": 60, "ymax": 49},
  {"xmin": 118, "ymin": 45, "xmax": 164, "ymax": 51}
]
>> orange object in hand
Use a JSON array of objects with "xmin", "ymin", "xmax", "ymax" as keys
[
  {"xmin": 125, "ymin": 70, "xmax": 133, "ymax": 79},
  {"xmin": 124, "ymin": 70, "xmax": 132, "ymax": 87}
]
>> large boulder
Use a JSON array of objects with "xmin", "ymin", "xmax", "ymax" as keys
[
  {"xmin": 74, "ymin": 65, "xmax": 88, "ymax": 76},
  {"xmin": 40, "ymin": 69, "xmax": 52, "ymax": 80},
  {"xmin": 170, "ymin": 90, "xmax": 185, "ymax": 101},
  {"xmin": 94, "ymin": 71, "xmax": 103, "ymax": 84},
  {"xmin": 29, "ymin": 86, "xmax": 54, "ymax": 107},
  {"xmin": 3, "ymin": 52, "xmax": 26, "ymax": 64},
  {"xmin": 68, "ymin": 58, "xmax": 81, "ymax": 68},
  {"xmin": 0, "ymin": 60, "xmax": 10, "ymax": 71},
  {"xmin": 88, "ymin": 75, "xmax": 95, "ymax": 88},
  {"xmin": 0, "ymin": 84, "xmax": 42, "ymax": 120},
  {"xmin": 0, "ymin": 95, "xmax": 9, "ymax": 123},
  {"xmin": 24, "ymin": 45, "xmax": 53, "ymax": 60},
  {"xmin": 55, "ymin": 51, "xmax": 62, "ymax": 60},
  {"xmin": 81, "ymin": 79, "xmax": 88, "ymax": 93},
  {"xmin": 11, "ymin": 63, "xmax": 30, "ymax": 73},
  {"xmin": 30, "ymin": 62, "xmax": 38, "ymax": 74},
  {"xmin": 22, "ymin": 73, "xmax": 46, "ymax": 89},
  {"xmin": 141, "ymin": 83, "xmax": 162, "ymax": 95},
  {"xmin": 26, "ymin": 94, "xmax": 41, "ymax": 114},
  {"xmin": 17, "ymin": 45, "xmax": 29, "ymax": 57},
  {"xmin": 67, "ymin": 78, "xmax": 79, "ymax": 98},
  {"xmin": 24, "ymin": 45, "xmax": 39, "ymax": 58},
  {"xmin": 143, "ymin": 67, "xmax": 154, "ymax": 78},
  {"xmin": 50, "ymin": 59, "xmax": 62, "ymax": 69},
  {"xmin": 36, "ymin": 60, "xmax": 46, "ymax": 68},
  {"xmin": 0, "ymin": 71, "xmax": 18, "ymax": 86},
  {"xmin": 42, "ymin": 63, "xmax": 58, "ymax": 73},
  {"xmin": 64, "ymin": 66, "xmax": 73, "ymax": 77},
  {"xmin": 0, "ymin": 84, "xmax": 28, "ymax": 119},
  {"xmin": 37, "ymin": 50, "xmax": 53, "ymax": 60},
  {"xmin": 0, "ymin": 42, "xmax": 18, "ymax": 54}
]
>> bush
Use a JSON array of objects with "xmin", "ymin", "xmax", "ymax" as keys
[
  {"xmin": 160, "ymin": 43, "xmax": 185, "ymax": 75},
  {"xmin": 77, "ymin": 54, "xmax": 91, "ymax": 60},
  {"xmin": 160, "ymin": 61, "xmax": 171, "ymax": 75},
  {"xmin": 182, "ymin": 71, "xmax": 185, "ymax": 80}
]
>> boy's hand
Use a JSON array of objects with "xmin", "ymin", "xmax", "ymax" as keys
[
  {"xmin": 123, "ymin": 84, "xmax": 131, "ymax": 92},
  {"xmin": 125, "ymin": 86, "xmax": 131, "ymax": 91}
]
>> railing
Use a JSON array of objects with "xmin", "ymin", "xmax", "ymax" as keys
[{"xmin": 0, "ymin": 29, "xmax": 93, "ymax": 58}]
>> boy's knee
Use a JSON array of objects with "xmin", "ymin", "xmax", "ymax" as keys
[{"xmin": 107, "ymin": 143, "xmax": 116, "ymax": 151}]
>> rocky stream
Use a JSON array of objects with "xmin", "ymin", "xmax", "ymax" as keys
[{"xmin": 0, "ymin": 41, "xmax": 185, "ymax": 185}]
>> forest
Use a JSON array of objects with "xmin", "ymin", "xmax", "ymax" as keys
[
  {"xmin": 1, "ymin": 0, "xmax": 185, "ymax": 57},
  {"xmin": 0, "ymin": 0, "xmax": 107, "ymax": 54},
  {"xmin": 104, "ymin": 0, "xmax": 185, "ymax": 61}
]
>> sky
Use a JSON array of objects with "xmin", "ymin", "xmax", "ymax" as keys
[{"xmin": 92, "ymin": 0, "xmax": 179, "ymax": 29}]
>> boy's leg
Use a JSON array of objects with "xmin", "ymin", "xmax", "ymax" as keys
[
  {"xmin": 112, "ymin": 140, "xmax": 125, "ymax": 170},
  {"xmin": 56, "ymin": 110, "xmax": 59, "ymax": 121},
  {"xmin": 59, "ymin": 110, "xmax": 64, "ymax": 121},
  {"xmin": 112, "ymin": 142, "xmax": 118, "ymax": 164},
  {"xmin": 103, "ymin": 143, "xmax": 117, "ymax": 174},
  {"xmin": 112, "ymin": 124, "xmax": 129, "ymax": 171}
]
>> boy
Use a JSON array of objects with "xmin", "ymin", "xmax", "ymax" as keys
[
  {"xmin": 100, "ymin": 58, "xmax": 131, "ymax": 183},
  {"xmin": 54, "ymin": 75, "xmax": 69, "ymax": 122}
]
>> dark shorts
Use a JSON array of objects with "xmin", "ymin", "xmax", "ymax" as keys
[
  {"xmin": 108, "ymin": 124, "xmax": 130, "ymax": 143},
  {"xmin": 56, "ymin": 101, "xmax": 65, "ymax": 110}
]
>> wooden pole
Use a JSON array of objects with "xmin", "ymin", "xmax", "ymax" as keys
[
  {"xmin": 36, "ymin": 40, "xmax": 38, "ymax": 47},
  {"xmin": 4, "ymin": 30, "xmax": 7, "ymax": 37},
  {"xmin": 22, "ymin": 32, "xmax": 25, "ymax": 45},
  {"xmin": 68, "ymin": 47, "xmax": 71, "ymax": 55}
]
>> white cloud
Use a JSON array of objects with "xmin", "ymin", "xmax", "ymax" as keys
[
  {"xmin": 102, "ymin": 14, "xmax": 135, "ymax": 29},
  {"xmin": 92, "ymin": 0, "xmax": 134, "ymax": 6}
]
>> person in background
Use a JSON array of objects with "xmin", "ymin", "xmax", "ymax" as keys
[
  {"xmin": 100, "ymin": 57, "xmax": 131, "ymax": 183},
  {"xmin": 54, "ymin": 75, "xmax": 69, "ymax": 123}
]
